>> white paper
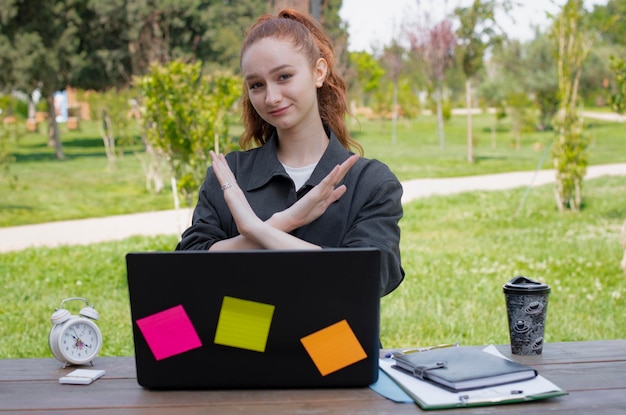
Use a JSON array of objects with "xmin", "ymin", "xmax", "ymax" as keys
[{"xmin": 379, "ymin": 346, "xmax": 566, "ymax": 409}]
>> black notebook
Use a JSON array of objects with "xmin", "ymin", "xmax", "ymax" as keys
[{"xmin": 392, "ymin": 346, "xmax": 537, "ymax": 392}]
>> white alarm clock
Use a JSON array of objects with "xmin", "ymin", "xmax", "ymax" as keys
[{"xmin": 49, "ymin": 297, "xmax": 103, "ymax": 367}]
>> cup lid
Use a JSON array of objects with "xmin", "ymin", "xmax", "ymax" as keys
[{"xmin": 503, "ymin": 276, "xmax": 550, "ymax": 294}]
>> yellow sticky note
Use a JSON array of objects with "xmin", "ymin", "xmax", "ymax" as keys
[
  {"xmin": 214, "ymin": 296, "xmax": 275, "ymax": 352},
  {"xmin": 300, "ymin": 319, "xmax": 367, "ymax": 376}
]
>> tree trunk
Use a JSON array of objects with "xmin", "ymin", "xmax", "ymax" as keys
[
  {"xmin": 46, "ymin": 95, "xmax": 64, "ymax": 160},
  {"xmin": 391, "ymin": 80, "xmax": 398, "ymax": 145},
  {"xmin": 436, "ymin": 79, "xmax": 445, "ymax": 150},
  {"xmin": 28, "ymin": 100, "xmax": 36, "ymax": 120},
  {"xmin": 99, "ymin": 111, "xmax": 116, "ymax": 163},
  {"xmin": 465, "ymin": 78, "xmax": 473, "ymax": 163},
  {"xmin": 491, "ymin": 117, "xmax": 497, "ymax": 149}
]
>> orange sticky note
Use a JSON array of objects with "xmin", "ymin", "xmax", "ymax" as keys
[{"xmin": 300, "ymin": 319, "xmax": 367, "ymax": 376}]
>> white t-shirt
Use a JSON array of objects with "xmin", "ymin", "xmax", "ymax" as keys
[{"xmin": 282, "ymin": 162, "xmax": 317, "ymax": 191}]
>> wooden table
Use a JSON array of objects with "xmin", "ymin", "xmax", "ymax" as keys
[{"xmin": 1, "ymin": 340, "xmax": 624, "ymax": 414}]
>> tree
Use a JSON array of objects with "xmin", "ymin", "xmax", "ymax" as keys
[
  {"xmin": 83, "ymin": 88, "xmax": 138, "ymax": 166},
  {"xmin": 590, "ymin": 0, "xmax": 626, "ymax": 47},
  {"xmin": 408, "ymin": 19, "xmax": 456, "ymax": 149},
  {"xmin": 347, "ymin": 51, "xmax": 385, "ymax": 108},
  {"xmin": 0, "ymin": 0, "xmax": 93, "ymax": 159},
  {"xmin": 0, "ymin": 96, "xmax": 19, "ymax": 187},
  {"xmin": 454, "ymin": 0, "xmax": 506, "ymax": 162},
  {"xmin": 550, "ymin": 0, "xmax": 592, "ymax": 212},
  {"xmin": 197, "ymin": 0, "xmax": 270, "ymax": 73},
  {"xmin": 319, "ymin": 0, "xmax": 349, "ymax": 74},
  {"xmin": 484, "ymin": 39, "xmax": 537, "ymax": 148},
  {"xmin": 609, "ymin": 55, "xmax": 626, "ymax": 114},
  {"xmin": 71, "ymin": 0, "xmax": 132, "ymax": 90},
  {"xmin": 583, "ymin": 0, "xmax": 626, "ymax": 106},
  {"xmin": 608, "ymin": 54, "xmax": 626, "ymax": 274},
  {"xmin": 523, "ymin": 32, "xmax": 560, "ymax": 130},
  {"xmin": 380, "ymin": 40, "xmax": 406, "ymax": 145},
  {"xmin": 139, "ymin": 61, "xmax": 240, "ymax": 207}
]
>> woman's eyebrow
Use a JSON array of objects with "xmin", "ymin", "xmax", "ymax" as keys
[{"xmin": 245, "ymin": 64, "xmax": 294, "ymax": 81}]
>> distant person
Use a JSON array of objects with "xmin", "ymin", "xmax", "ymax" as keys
[{"xmin": 176, "ymin": 8, "xmax": 404, "ymax": 296}]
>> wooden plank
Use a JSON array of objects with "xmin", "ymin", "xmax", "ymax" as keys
[
  {"xmin": 1, "ymin": 389, "xmax": 624, "ymax": 415},
  {"xmin": 1, "ymin": 340, "xmax": 624, "ymax": 414},
  {"xmin": 1, "ymin": 378, "xmax": 379, "ymax": 411},
  {"xmin": 4, "ymin": 340, "xmax": 623, "ymax": 382},
  {"xmin": 0, "ymin": 356, "xmax": 136, "ymax": 382},
  {"xmin": 535, "ymin": 361, "xmax": 626, "ymax": 391},
  {"xmin": 495, "ymin": 340, "xmax": 626, "ymax": 365}
]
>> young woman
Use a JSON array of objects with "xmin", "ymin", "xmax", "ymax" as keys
[{"xmin": 177, "ymin": 9, "xmax": 404, "ymax": 296}]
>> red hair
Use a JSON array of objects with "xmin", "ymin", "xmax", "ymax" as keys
[{"xmin": 239, "ymin": 9, "xmax": 362, "ymax": 155}]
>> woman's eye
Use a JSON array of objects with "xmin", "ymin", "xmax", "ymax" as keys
[
  {"xmin": 249, "ymin": 82, "xmax": 263, "ymax": 90},
  {"xmin": 278, "ymin": 74, "xmax": 292, "ymax": 81}
]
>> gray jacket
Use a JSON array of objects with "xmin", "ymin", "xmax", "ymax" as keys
[{"xmin": 177, "ymin": 130, "xmax": 404, "ymax": 296}]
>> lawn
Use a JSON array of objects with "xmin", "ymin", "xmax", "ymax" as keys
[
  {"xmin": 0, "ymin": 114, "xmax": 624, "ymax": 358},
  {"xmin": 2, "ymin": 113, "xmax": 625, "ymax": 226}
]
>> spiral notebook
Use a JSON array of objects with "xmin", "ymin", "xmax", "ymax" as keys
[{"xmin": 125, "ymin": 248, "xmax": 381, "ymax": 389}]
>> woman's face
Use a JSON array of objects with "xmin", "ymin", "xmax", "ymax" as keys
[{"xmin": 241, "ymin": 37, "xmax": 327, "ymax": 134}]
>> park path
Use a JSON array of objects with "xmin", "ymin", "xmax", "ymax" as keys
[{"xmin": 1, "ymin": 163, "xmax": 625, "ymax": 253}]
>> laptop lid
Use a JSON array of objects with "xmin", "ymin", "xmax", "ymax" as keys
[{"xmin": 125, "ymin": 248, "xmax": 381, "ymax": 389}]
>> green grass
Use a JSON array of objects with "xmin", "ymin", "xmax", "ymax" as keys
[
  {"xmin": 354, "ymin": 115, "xmax": 626, "ymax": 181},
  {"xmin": 1, "ymin": 176, "xmax": 624, "ymax": 358},
  {"xmin": 0, "ymin": 114, "xmax": 624, "ymax": 358},
  {"xmin": 2, "ymin": 114, "xmax": 625, "ymax": 226},
  {"xmin": 381, "ymin": 175, "xmax": 626, "ymax": 348},
  {"xmin": 0, "ymin": 235, "xmax": 178, "ymax": 358},
  {"xmin": 1, "ymin": 122, "xmax": 174, "ymax": 227}
]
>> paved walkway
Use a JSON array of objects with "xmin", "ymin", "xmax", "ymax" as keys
[{"xmin": 1, "ymin": 163, "xmax": 625, "ymax": 253}]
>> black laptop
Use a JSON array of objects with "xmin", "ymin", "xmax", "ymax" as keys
[{"xmin": 125, "ymin": 248, "xmax": 381, "ymax": 389}]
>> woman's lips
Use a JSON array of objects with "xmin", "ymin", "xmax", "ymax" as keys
[{"xmin": 269, "ymin": 106, "xmax": 290, "ymax": 117}]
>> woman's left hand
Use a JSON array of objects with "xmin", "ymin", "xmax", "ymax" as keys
[{"xmin": 210, "ymin": 151, "xmax": 263, "ymax": 237}]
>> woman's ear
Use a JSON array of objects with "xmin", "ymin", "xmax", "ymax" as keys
[{"xmin": 314, "ymin": 58, "xmax": 328, "ymax": 88}]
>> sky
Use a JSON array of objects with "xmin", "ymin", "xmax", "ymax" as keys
[{"xmin": 339, "ymin": 0, "xmax": 608, "ymax": 52}]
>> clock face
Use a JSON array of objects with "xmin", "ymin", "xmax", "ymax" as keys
[{"xmin": 57, "ymin": 320, "xmax": 102, "ymax": 364}]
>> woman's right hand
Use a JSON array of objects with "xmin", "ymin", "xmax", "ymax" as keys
[{"xmin": 272, "ymin": 154, "xmax": 359, "ymax": 232}]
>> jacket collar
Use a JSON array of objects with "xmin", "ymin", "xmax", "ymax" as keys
[{"xmin": 246, "ymin": 129, "xmax": 352, "ymax": 191}]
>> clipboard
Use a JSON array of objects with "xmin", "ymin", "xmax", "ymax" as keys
[{"xmin": 378, "ymin": 345, "xmax": 568, "ymax": 410}]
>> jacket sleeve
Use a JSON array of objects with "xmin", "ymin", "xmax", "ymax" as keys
[
  {"xmin": 342, "ymin": 164, "xmax": 404, "ymax": 296},
  {"xmin": 175, "ymin": 167, "xmax": 231, "ymax": 251}
]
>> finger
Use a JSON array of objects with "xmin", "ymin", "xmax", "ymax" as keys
[
  {"xmin": 329, "ymin": 184, "xmax": 347, "ymax": 203},
  {"xmin": 342, "ymin": 154, "xmax": 359, "ymax": 168},
  {"xmin": 210, "ymin": 151, "xmax": 238, "ymax": 189},
  {"xmin": 217, "ymin": 153, "xmax": 237, "ymax": 184},
  {"xmin": 322, "ymin": 154, "xmax": 359, "ymax": 188},
  {"xmin": 337, "ymin": 154, "xmax": 359, "ymax": 179}
]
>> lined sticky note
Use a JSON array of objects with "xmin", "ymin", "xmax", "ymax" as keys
[
  {"xmin": 135, "ymin": 304, "xmax": 202, "ymax": 361},
  {"xmin": 300, "ymin": 319, "xmax": 367, "ymax": 376},
  {"xmin": 214, "ymin": 296, "xmax": 275, "ymax": 352}
]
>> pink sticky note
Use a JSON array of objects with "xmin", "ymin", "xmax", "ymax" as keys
[{"xmin": 135, "ymin": 304, "xmax": 202, "ymax": 361}]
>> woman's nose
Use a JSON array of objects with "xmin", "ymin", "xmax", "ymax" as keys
[{"xmin": 265, "ymin": 84, "xmax": 281, "ymax": 105}]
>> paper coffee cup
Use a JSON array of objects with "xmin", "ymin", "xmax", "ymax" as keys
[{"xmin": 503, "ymin": 276, "xmax": 550, "ymax": 355}]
